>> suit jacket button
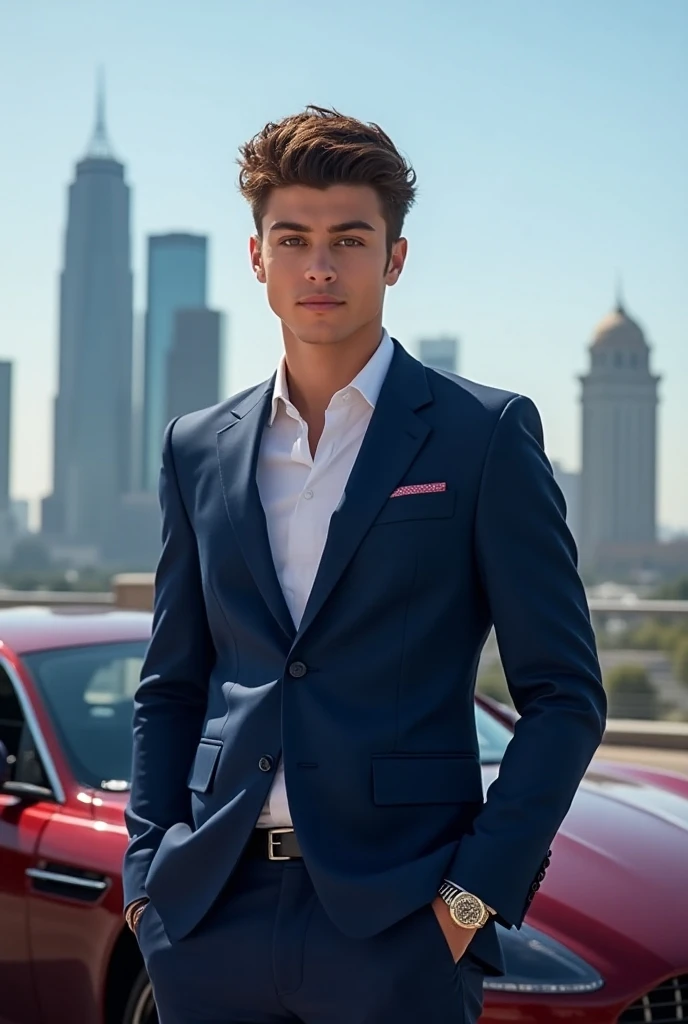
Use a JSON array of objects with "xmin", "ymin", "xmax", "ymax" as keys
[
  {"xmin": 258, "ymin": 756, "xmax": 274, "ymax": 772},
  {"xmin": 288, "ymin": 661, "xmax": 307, "ymax": 678}
]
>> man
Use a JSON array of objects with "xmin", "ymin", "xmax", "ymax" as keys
[{"xmin": 124, "ymin": 106, "xmax": 606, "ymax": 1023}]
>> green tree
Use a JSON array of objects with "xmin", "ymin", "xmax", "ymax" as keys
[
  {"xmin": 652, "ymin": 575, "xmax": 688, "ymax": 600},
  {"xmin": 623, "ymin": 620, "xmax": 688, "ymax": 654},
  {"xmin": 673, "ymin": 637, "xmax": 688, "ymax": 688},
  {"xmin": 476, "ymin": 662, "xmax": 513, "ymax": 707},
  {"xmin": 624, "ymin": 620, "xmax": 668, "ymax": 650},
  {"xmin": 604, "ymin": 664, "xmax": 659, "ymax": 720}
]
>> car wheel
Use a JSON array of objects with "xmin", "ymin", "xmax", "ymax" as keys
[{"xmin": 122, "ymin": 968, "xmax": 158, "ymax": 1024}]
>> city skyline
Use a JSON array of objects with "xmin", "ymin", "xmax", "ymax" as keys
[{"xmin": 1, "ymin": 1, "xmax": 686, "ymax": 530}]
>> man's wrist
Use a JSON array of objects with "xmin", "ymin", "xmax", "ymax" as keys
[{"xmin": 124, "ymin": 897, "xmax": 149, "ymax": 932}]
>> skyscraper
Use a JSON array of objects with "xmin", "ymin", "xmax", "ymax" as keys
[
  {"xmin": 142, "ymin": 233, "xmax": 208, "ymax": 490},
  {"xmin": 0, "ymin": 361, "xmax": 11, "ymax": 513},
  {"xmin": 42, "ymin": 81, "xmax": 133, "ymax": 550},
  {"xmin": 579, "ymin": 295, "xmax": 660, "ymax": 568},
  {"xmin": 418, "ymin": 337, "xmax": 460, "ymax": 375},
  {"xmin": 166, "ymin": 308, "xmax": 224, "ymax": 423}
]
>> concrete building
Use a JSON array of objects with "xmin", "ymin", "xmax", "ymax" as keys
[
  {"xmin": 108, "ymin": 491, "xmax": 163, "ymax": 570},
  {"xmin": 0, "ymin": 361, "xmax": 11, "ymax": 513},
  {"xmin": 579, "ymin": 296, "xmax": 660, "ymax": 570},
  {"xmin": 166, "ymin": 308, "xmax": 224, "ymax": 423},
  {"xmin": 551, "ymin": 462, "xmax": 581, "ymax": 545},
  {"xmin": 0, "ymin": 361, "xmax": 13, "ymax": 561},
  {"xmin": 142, "ymin": 233, "xmax": 208, "ymax": 490},
  {"xmin": 42, "ymin": 82, "xmax": 133, "ymax": 552},
  {"xmin": 419, "ymin": 337, "xmax": 460, "ymax": 375},
  {"xmin": 10, "ymin": 500, "xmax": 29, "ymax": 537}
]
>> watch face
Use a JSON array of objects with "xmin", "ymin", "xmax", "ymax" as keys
[{"xmin": 449, "ymin": 892, "xmax": 485, "ymax": 928}]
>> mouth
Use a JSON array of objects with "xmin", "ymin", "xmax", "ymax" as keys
[{"xmin": 297, "ymin": 296, "xmax": 345, "ymax": 312}]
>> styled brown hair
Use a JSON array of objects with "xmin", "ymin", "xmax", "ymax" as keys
[{"xmin": 238, "ymin": 105, "xmax": 417, "ymax": 250}]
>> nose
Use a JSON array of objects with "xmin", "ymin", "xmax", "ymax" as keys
[{"xmin": 305, "ymin": 246, "xmax": 337, "ymax": 284}]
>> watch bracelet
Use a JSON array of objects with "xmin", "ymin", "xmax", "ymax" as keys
[{"xmin": 438, "ymin": 880, "xmax": 496, "ymax": 918}]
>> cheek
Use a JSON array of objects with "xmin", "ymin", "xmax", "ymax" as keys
[
  {"xmin": 351, "ymin": 262, "xmax": 386, "ymax": 305},
  {"xmin": 263, "ymin": 259, "xmax": 292, "ymax": 303}
]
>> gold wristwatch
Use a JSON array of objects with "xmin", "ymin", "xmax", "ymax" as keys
[{"xmin": 438, "ymin": 881, "xmax": 495, "ymax": 930}]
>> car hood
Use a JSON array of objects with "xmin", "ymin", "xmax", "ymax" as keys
[{"xmin": 480, "ymin": 762, "xmax": 688, "ymax": 976}]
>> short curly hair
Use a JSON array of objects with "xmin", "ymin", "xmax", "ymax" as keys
[{"xmin": 238, "ymin": 105, "xmax": 417, "ymax": 251}]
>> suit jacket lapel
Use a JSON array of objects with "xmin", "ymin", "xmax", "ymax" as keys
[
  {"xmin": 216, "ymin": 381, "xmax": 296, "ymax": 641},
  {"xmin": 296, "ymin": 341, "xmax": 433, "ymax": 641}
]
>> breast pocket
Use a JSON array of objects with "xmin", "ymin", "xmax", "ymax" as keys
[{"xmin": 373, "ymin": 489, "xmax": 456, "ymax": 525}]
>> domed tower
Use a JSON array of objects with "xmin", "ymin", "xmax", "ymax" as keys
[{"xmin": 579, "ymin": 293, "xmax": 660, "ymax": 568}]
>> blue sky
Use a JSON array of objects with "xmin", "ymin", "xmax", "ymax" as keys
[{"xmin": 1, "ymin": 0, "xmax": 686, "ymax": 528}]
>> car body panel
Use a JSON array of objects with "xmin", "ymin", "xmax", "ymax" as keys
[
  {"xmin": 0, "ymin": 795, "xmax": 51, "ymax": 1024},
  {"xmin": 1, "ymin": 609, "xmax": 687, "ymax": 1024},
  {"xmin": 27, "ymin": 807, "xmax": 129, "ymax": 1024}
]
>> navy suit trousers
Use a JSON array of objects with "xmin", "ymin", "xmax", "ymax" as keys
[{"xmin": 138, "ymin": 853, "xmax": 485, "ymax": 1024}]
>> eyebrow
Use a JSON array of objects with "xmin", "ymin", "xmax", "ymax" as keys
[{"xmin": 268, "ymin": 220, "xmax": 377, "ymax": 234}]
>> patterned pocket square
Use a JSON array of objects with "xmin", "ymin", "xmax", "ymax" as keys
[{"xmin": 390, "ymin": 482, "xmax": 447, "ymax": 498}]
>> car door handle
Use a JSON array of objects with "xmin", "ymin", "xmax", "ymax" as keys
[{"xmin": 26, "ymin": 866, "xmax": 110, "ymax": 902}]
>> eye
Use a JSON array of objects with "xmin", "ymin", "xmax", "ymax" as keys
[
  {"xmin": 336, "ymin": 238, "xmax": 364, "ymax": 247},
  {"xmin": 280, "ymin": 237, "xmax": 306, "ymax": 247}
]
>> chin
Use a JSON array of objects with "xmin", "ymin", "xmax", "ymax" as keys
[{"xmin": 284, "ymin": 319, "xmax": 354, "ymax": 346}]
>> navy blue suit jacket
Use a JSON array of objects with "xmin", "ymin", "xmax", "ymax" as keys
[{"xmin": 124, "ymin": 340, "xmax": 606, "ymax": 974}]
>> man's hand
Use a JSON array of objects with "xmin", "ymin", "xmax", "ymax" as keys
[{"xmin": 431, "ymin": 895, "xmax": 477, "ymax": 964}]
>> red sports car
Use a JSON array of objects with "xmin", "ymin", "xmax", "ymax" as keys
[{"xmin": 1, "ymin": 607, "xmax": 687, "ymax": 1024}]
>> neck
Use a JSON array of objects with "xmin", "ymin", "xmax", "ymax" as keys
[{"xmin": 281, "ymin": 319, "xmax": 384, "ymax": 422}]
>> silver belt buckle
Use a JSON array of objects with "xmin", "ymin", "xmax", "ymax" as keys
[{"xmin": 268, "ymin": 827, "xmax": 294, "ymax": 861}]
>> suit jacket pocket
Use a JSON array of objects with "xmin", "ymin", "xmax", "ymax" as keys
[
  {"xmin": 373, "ymin": 489, "xmax": 456, "ymax": 525},
  {"xmin": 187, "ymin": 739, "xmax": 223, "ymax": 794},
  {"xmin": 372, "ymin": 753, "xmax": 483, "ymax": 806}
]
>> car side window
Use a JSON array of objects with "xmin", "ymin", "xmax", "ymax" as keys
[
  {"xmin": 0, "ymin": 664, "xmax": 23, "ymax": 778},
  {"xmin": 0, "ymin": 664, "xmax": 50, "ymax": 790}
]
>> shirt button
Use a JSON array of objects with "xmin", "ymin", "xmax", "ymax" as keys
[
  {"xmin": 288, "ymin": 661, "xmax": 307, "ymax": 679},
  {"xmin": 303, "ymin": 489, "xmax": 314, "ymax": 500},
  {"xmin": 258, "ymin": 756, "xmax": 274, "ymax": 772}
]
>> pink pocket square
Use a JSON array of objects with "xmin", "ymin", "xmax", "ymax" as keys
[{"xmin": 390, "ymin": 482, "xmax": 447, "ymax": 498}]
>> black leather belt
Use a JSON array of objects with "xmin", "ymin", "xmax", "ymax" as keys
[{"xmin": 247, "ymin": 827, "xmax": 303, "ymax": 861}]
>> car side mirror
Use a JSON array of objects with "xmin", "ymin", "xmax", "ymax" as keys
[{"xmin": 0, "ymin": 740, "xmax": 10, "ymax": 786}]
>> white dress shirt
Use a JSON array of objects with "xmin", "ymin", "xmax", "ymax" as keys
[{"xmin": 255, "ymin": 330, "xmax": 395, "ymax": 827}]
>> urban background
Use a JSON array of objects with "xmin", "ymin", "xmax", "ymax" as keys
[{"xmin": 1, "ymin": 1, "xmax": 687, "ymax": 726}]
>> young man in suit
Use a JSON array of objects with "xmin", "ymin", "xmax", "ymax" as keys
[{"xmin": 124, "ymin": 106, "xmax": 606, "ymax": 1023}]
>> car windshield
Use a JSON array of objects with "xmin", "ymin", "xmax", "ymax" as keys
[
  {"xmin": 23, "ymin": 641, "xmax": 513, "ymax": 789},
  {"xmin": 23, "ymin": 641, "xmax": 148, "ymax": 790}
]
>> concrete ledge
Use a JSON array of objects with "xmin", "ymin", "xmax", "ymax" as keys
[
  {"xmin": 603, "ymin": 719, "xmax": 688, "ymax": 750},
  {"xmin": 112, "ymin": 573, "xmax": 155, "ymax": 612},
  {"xmin": 0, "ymin": 588, "xmax": 113, "ymax": 608}
]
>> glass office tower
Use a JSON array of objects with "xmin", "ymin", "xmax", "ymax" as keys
[
  {"xmin": 0, "ymin": 361, "xmax": 11, "ymax": 513},
  {"xmin": 42, "ymin": 86, "xmax": 133, "ymax": 549},
  {"xmin": 141, "ymin": 233, "xmax": 207, "ymax": 490},
  {"xmin": 418, "ymin": 337, "xmax": 460, "ymax": 375}
]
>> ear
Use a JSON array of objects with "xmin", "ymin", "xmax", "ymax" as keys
[
  {"xmin": 249, "ymin": 235, "xmax": 266, "ymax": 284},
  {"xmin": 385, "ymin": 237, "xmax": 408, "ymax": 286}
]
